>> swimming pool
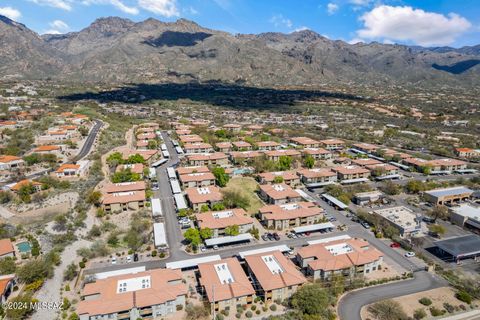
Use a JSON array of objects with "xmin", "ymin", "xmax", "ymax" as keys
[
  {"xmin": 233, "ymin": 167, "xmax": 254, "ymax": 175},
  {"xmin": 16, "ymin": 241, "xmax": 31, "ymax": 253}
]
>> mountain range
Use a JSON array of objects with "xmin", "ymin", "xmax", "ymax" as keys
[{"xmin": 1, "ymin": 15, "xmax": 479, "ymax": 87}]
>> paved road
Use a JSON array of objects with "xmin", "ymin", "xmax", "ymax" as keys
[
  {"xmin": 338, "ymin": 271, "xmax": 447, "ymax": 320},
  {"xmin": 71, "ymin": 119, "xmax": 103, "ymax": 162}
]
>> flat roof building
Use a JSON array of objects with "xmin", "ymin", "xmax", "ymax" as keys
[
  {"xmin": 259, "ymin": 202, "xmax": 323, "ymax": 230},
  {"xmin": 372, "ymin": 206, "xmax": 422, "ymax": 238},
  {"xmin": 434, "ymin": 235, "xmax": 480, "ymax": 261},
  {"xmin": 424, "ymin": 186, "xmax": 474, "ymax": 205},
  {"xmin": 450, "ymin": 204, "xmax": 480, "ymax": 233}
]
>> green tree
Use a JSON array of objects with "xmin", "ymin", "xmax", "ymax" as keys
[
  {"xmin": 111, "ymin": 168, "xmax": 140, "ymax": 183},
  {"xmin": 147, "ymin": 140, "xmax": 158, "ymax": 150},
  {"xmin": 106, "ymin": 152, "xmax": 123, "ymax": 167},
  {"xmin": 126, "ymin": 154, "xmax": 145, "ymax": 164},
  {"xmin": 199, "ymin": 228, "xmax": 213, "ymax": 240},
  {"xmin": 211, "ymin": 202, "xmax": 226, "ymax": 211},
  {"xmin": 427, "ymin": 205, "xmax": 449, "ymax": 222},
  {"xmin": 0, "ymin": 257, "xmax": 16, "ymax": 274},
  {"xmin": 86, "ymin": 190, "xmax": 102, "ymax": 206},
  {"xmin": 303, "ymin": 155, "xmax": 315, "ymax": 169},
  {"xmin": 380, "ymin": 181, "xmax": 401, "ymax": 195},
  {"xmin": 221, "ymin": 189, "xmax": 250, "ymax": 210},
  {"xmin": 225, "ymin": 225, "xmax": 240, "ymax": 236},
  {"xmin": 63, "ymin": 263, "xmax": 78, "ymax": 281},
  {"xmin": 5, "ymin": 293, "xmax": 36, "ymax": 319},
  {"xmin": 184, "ymin": 228, "xmax": 201, "ymax": 248},
  {"xmin": 290, "ymin": 283, "xmax": 334, "ymax": 319},
  {"xmin": 0, "ymin": 191, "xmax": 13, "ymax": 204},
  {"xmin": 273, "ymin": 176, "xmax": 284, "ymax": 184},
  {"xmin": 200, "ymin": 204, "xmax": 210, "ymax": 212},
  {"xmin": 277, "ymin": 155, "xmax": 292, "ymax": 171},
  {"xmin": 368, "ymin": 300, "xmax": 408, "ymax": 320},
  {"xmin": 428, "ymin": 224, "xmax": 446, "ymax": 237},
  {"xmin": 212, "ymin": 167, "xmax": 230, "ymax": 187}
]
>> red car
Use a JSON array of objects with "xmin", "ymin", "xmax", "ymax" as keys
[{"xmin": 390, "ymin": 242, "xmax": 401, "ymax": 248}]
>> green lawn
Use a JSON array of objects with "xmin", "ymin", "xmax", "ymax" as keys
[{"xmin": 224, "ymin": 177, "xmax": 264, "ymax": 214}]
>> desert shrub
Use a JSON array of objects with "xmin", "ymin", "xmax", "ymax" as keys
[
  {"xmin": 413, "ymin": 308, "xmax": 427, "ymax": 320},
  {"xmin": 418, "ymin": 297, "xmax": 432, "ymax": 306},
  {"xmin": 456, "ymin": 290, "xmax": 472, "ymax": 304}
]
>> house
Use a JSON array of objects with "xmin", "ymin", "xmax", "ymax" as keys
[
  {"xmin": 179, "ymin": 135, "xmax": 204, "ymax": 144},
  {"xmin": 198, "ymin": 258, "xmax": 255, "ymax": 313},
  {"xmin": 372, "ymin": 206, "xmax": 423, "ymax": 238},
  {"xmin": 428, "ymin": 159, "xmax": 468, "ymax": 172},
  {"xmin": 247, "ymin": 124, "xmax": 263, "ymax": 131},
  {"xmin": 297, "ymin": 168, "xmax": 337, "ymax": 187},
  {"xmin": 187, "ymin": 153, "xmax": 229, "ymax": 167},
  {"xmin": 176, "ymin": 129, "xmax": 192, "ymax": 136},
  {"xmin": 54, "ymin": 160, "xmax": 89, "ymax": 179},
  {"xmin": 215, "ymin": 142, "xmax": 233, "ymax": 153},
  {"xmin": 245, "ymin": 250, "xmax": 306, "ymax": 302},
  {"xmin": 0, "ymin": 155, "xmax": 25, "ymax": 171},
  {"xmin": 302, "ymin": 148, "xmax": 332, "ymax": 160},
  {"xmin": 296, "ymin": 238, "xmax": 383, "ymax": 280},
  {"xmin": 290, "ymin": 137, "xmax": 320, "ymax": 148},
  {"xmin": 264, "ymin": 149, "xmax": 301, "ymax": 162},
  {"xmin": 230, "ymin": 151, "xmax": 263, "ymax": 164},
  {"xmin": 378, "ymin": 148, "xmax": 411, "ymax": 160},
  {"xmin": 258, "ymin": 170, "xmax": 300, "ymax": 187},
  {"xmin": 77, "ymin": 269, "xmax": 187, "ymax": 320},
  {"xmin": 195, "ymin": 208, "xmax": 254, "ymax": 237},
  {"xmin": 366, "ymin": 163, "xmax": 399, "ymax": 179},
  {"xmin": 424, "ymin": 186, "xmax": 474, "ymax": 206},
  {"xmin": 256, "ymin": 141, "xmax": 280, "ymax": 151},
  {"xmin": 0, "ymin": 239, "xmax": 15, "ymax": 258},
  {"xmin": 259, "ymin": 202, "xmax": 324, "ymax": 230},
  {"xmin": 186, "ymin": 186, "xmax": 223, "ymax": 211},
  {"xmin": 319, "ymin": 139, "xmax": 345, "ymax": 151},
  {"xmin": 232, "ymin": 141, "xmax": 252, "ymax": 151},
  {"xmin": 8, "ymin": 179, "xmax": 43, "ymax": 194},
  {"xmin": 0, "ymin": 274, "xmax": 16, "ymax": 304},
  {"xmin": 183, "ymin": 142, "xmax": 214, "ymax": 154},
  {"xmin": 351, "ymin": 158, "xmax": 382, "ymax": 167},
  {"xmin": 352, "ymin": 143, "xmax": 378, "ymax": 154},
  {"xmin": 455, "ymin": 148, "xmax": 479, "ymax": 158},
  {"xmin": 402, "ymin": 157, "xmax": 431, "ymax": 172},
  {"xmin": 179, "ymin": 172, "xmax": 216, "ymax": 188},
  {"xmin": 331, "ymin": 165, "xmax": 370, "ymax": 183},
  {"xmin": 259, "ymin": 183, "xmax": 302, "ymax": 205},
  {"xmin": 32, "ymin": 145, "xmax": 62, "ymax": 154},
  {"xmin": 136, "ymin": 132, "xmax": 156, "ymax": 140}
]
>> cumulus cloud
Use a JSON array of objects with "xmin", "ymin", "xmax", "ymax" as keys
[
  {"xmin": 327, "ymin": 3, "xmax": 339, "ymax": 15},
  {"xmin": 348, "ymin": 38, "xmax": 364, "ymax": 44},
  {"xmin": 269, "ymin": 14, "xmax": 293, "ymax": 29},
  {"xmin": 29, "ymin": 0, "xmax": 73, "ymax": 11},
  {"xmin": 82, "ymin": 0, "xmax": 139, "ymax": 15},
  {"xmin": 0, "ymin": 6, "xmax": 21, "ymax": 21},
  {"xmin": 44, "ymin": 19, "xmax": 69, "ymax": 34},
  {"xmin": 293, "ymin": 26, "xmax": 310, "ymax": 32},
  {"xmin": 357, "ymin": 5, "xmax": 471, "ymax": 46},
  {"xmin": 138, "ymin": 0, "xmax": 179, "ymax": 17}
]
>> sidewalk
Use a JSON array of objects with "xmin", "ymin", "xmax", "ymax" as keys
[{"xmin": 440, "ymin": 310, "xmax": 480, "ymax": 320}]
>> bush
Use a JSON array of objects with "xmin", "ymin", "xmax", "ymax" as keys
[
  {"xmin": 235, "ymin": 313, "xmax": 241, "ymax": 319},
  {"xmin": 270, "ymin": 304, "xmax": 277, "ymax": 311},
  {"xmin": 255, "ymin": 310, "xmax": 261, "ymax": 315},
  {"xmin": 262, "ymin": 306, "xmax": 268, "ymax": 312},
  {"xmin": 216, "ymin": 314, "xmax": 224, "ymax": 320},
  {"xmin": 418, "ymin": 297, "xmax": 432, "ymax": 306},
  {"xmin": 455, "ymin": 290, "xmax": 472, "ymax": 304},
  {"xmin": 429, "ymin": 307, "xmax": 445, "ymax": 317},
  {"xmin": 176, "ymin": 304, "xmax": 183, "ymax": 311},
  {"xmin": 443, "ymin": 302, "xmax": 455, "ymax": 313},
  {"xmin": 151, "ymin": 250, "xmax": 157, "ymax": 257},
  {"xmin": 245, "ymin": 311, "xmax": 253, "ymax": 318},
  {"xmin": 251, "ymin": 305, "xmax": 256, "ymax": 311},
  {"xmin": 413, "ymin": 308, "xmax": 427, "ymax": 320}
]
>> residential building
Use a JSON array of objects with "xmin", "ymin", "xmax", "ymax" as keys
[
  {"xmin": 179, "ymin": 172, "xmax": 216, "ymax": 188},
  {"xmin": 0, "ymin": 155, "xmax": 25, "ymax": 171},
  {"xmin": 296, "ymin": 238, "xmax": 383, "ymax": 280},
  {"xmin": 230, "ymin": 151, "xmax": 263, "ymax": 164},
  {"xmin": 215, "ymin": 142, "xmax": 233, "ymax": 153},
  {"xmin": 332, "ymin": 165, "xmax": 370, "ymax": 183},
  {"xmin": 175, "ymin": 129, "xmax": 191, "ymax": 136},
  {"xmin": 256, "ymin": 141, "xmax": 280, "ymax": 151},
  {"xmin": 32, "ymin": 145, "xmax": 62, "ymax": 154},
  {"xmin": 195, "ymin": 208, "xmax": 254, "ymax": 237},
  {"xmin": 0, "ymin": 274, "xmax": 16, "ymax": 304},
  {"xmin": 257, "ymin": 170, "xmax": 301, "ymax": 187},
  {"xmin": 136, "ymin": 132, "xmax": 156, "ymax": 140},
  {"xmin": 102, "ymin": 181, "xmax": 146, "ymax": 212},
  {"xmin": 186, "ymin": 186, "xmax": 223, "ymax": 211},
  {"xmin": 302, "ymin": 147, "xmax": 332, "ymax": 160},
  {"xmin": 198, "ymin": 258, "xmax": 255, "ymax": 313},
  {"xmin": 352, "ymin": 143, "xmax": 378, "ymax": 153},
  {"xmin": 259, "ymin": 202, "xmax": 324, "ymax": 230},
  {"xmin": 179, "ymin": 134, "xmax": 203, "ymax": 144},
  {"xmin": 223, "ymin": 124, "xmax": 241, "ymax": 132},
  {"xmin": 245, "ymin": 251, "xmax": 306, "ymax": 302},
  {"xmin": 54, "ymin": 161, "xmax": 89, "ymax": 179},
  {"xmin": 77, "ymin": 269, "xmax": 187, "ymax": 320},
  {"xmin": 176, "ymin": 166, "xmax": 210, "ymax": 176},
  {"xmin": 232, "ymin": 141, "xmax": 252, "ymax": 151},
  {"xmin": 351, "ymin": 158, "xmax": 382, "ymax": 167},
  {"xmin": 372, "ymin": 206, "xmax": 422, "ymax": 238},
  {"xmin": 297, "ymin": 168, "xmax": 337, "ymax": 187},
  {"xmin": 319, "ymin": 139, "xmax": 345, "ymax": 151},
  {"xmin": 366, "ymin": 163, "xmax": 399, "ymax": 179},
  {"xmin": 455, "ymin": 148, "xmax": 479, "ymax": 158},
  {"xmin": 290, "ymin": 137, "xmax": 320, "ymax": 148},
  {"xmin": 0, "ymin": 239, "xmax": 15, "ymax": 258},
  {"xmin": 264, "ymin": 149, "xmax": 301, "ymax": 162},
  {"xmin": 116, "ymin": 163, "xmax": 145, "ymax": 177},
  {"xmin": 353, "ymin": 191, "xmax": 384, "ymax": 205},
  {"xmin": 8, "ymin": 179, "xmax": 43, "ymax": 194},
  {"xmin": 183, "ymin": 142, "xmax": 214, "ymax": 154},
  {"xmin": 259, "ymin": 183, "xmax": 302, "ymax": 205},
  {"xmin": 187, "ymin": 153, "xmax": 229, "ymax": 167},
  {"xmin": 424, "ymin": 186, "xmax": 474, "ymax": 205}
]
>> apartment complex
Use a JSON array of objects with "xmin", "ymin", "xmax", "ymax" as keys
[{"xmin": 259, "ymin": 202, "xmax": 324, "ymax": 230}]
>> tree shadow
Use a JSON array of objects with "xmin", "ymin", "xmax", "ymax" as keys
[
  {"xmin": 57, "ymin": 81, "xmax": 366, "ymax": 110},
  {"xmin": 142, "ymin": 31, "xmax": 212, "ymax": 47}
]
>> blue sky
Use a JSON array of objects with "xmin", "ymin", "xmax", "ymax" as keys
[{"xmin": 0, "ymin": 0, "xmax": 479, "ymax": 47}]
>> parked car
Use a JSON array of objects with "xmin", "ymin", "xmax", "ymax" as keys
[
  {"xmin": 267, "ymin": 233, "xmax": 275, "ymax": 241},
  {"xmin": 261, "ymin": 234, "xmax": 269, "ymax": 241},
  {"xmin": 126, "ymin": 255, "xmax": 132, "ymax": 263},
  {"xmin": 200, "ymin": 245, "xmax": 207, "ymax": 252},
  {"xmin": 405, "ymin": 251, "xmax": 416, "ymax": 258},
  {"xmin": 213, "ymin": 245, "xmax": 219, "ymax": 250},
  {"xmin": 133, "ymin": 253, "xmax": 139, "ymax": 262},
  {"xmin": 273, "ymin": 233, "xmax": 280, "ymax": 241},
  {"xmin": 305, "ymin": 232, "xmax": 311, "ymax": 236},
  {"xmin": 111, "ymin": 257, "xmax": 117, "ymax": 265},
  {"xmin": 390, "ymin": 242, "xmax": 401, "ymax": 248},
  {"xmin": 361, "ymin": 222, "xmax": 371, "ymax": 229}
]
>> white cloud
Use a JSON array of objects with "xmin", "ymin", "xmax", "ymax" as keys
[
  {"xmin": 293, "ymin": 26, "xmax": 309, "ymax": 33},
  {"xmin": 357, "ymin": 5, "xmax": 471, "ymax": 46},
  {"xmin": 269, "ymin": 14, "xmax": 293, "ymax": 29},
  {"xmin": 327, "ymin": 3, "xmax": 339, "ymax": 15},
  {"xmin": 44, "ymin": 29, "xmax": 62, "ymax": 34},
  {"xmin": 50, "ymin": 19, "xmax": 69, "ymax": 30},
  {"xmin": 184, "ymin": 6, "xmax": 198, "ymax": 15},
  {"xmin": 29, "ymin": 0, "xmax": 73, "ymax": 11},
  {"xmin": 82, "ymin": 0, "xmax": 139, "ymax": 15},
  {"xmin": 348, "ymin": 38, "xmax": 364, "ymax": 44},
  {"xmin": 138, "ymin": 0, "xmax": 179, "ymax": 17},
  {"xmin": 0, "ymin": 6, "xmax": 21, "ymax": 21},
  {"xmin": 349, "ymin": 0, "xmax": 371, "ymax": 6}
]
